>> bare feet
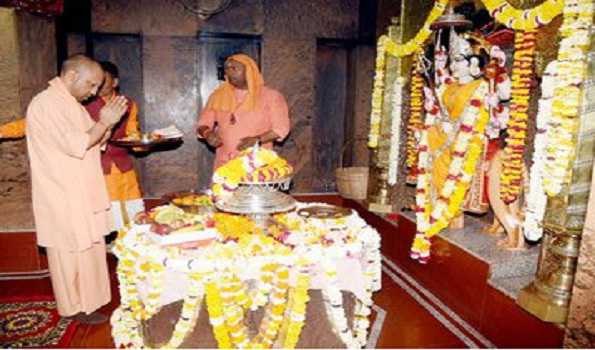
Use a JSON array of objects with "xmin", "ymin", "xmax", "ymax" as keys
[
  {"xmin": 483, "ymin": 220, "xmax": 504, "ymax": 236},
  {"xmin": 65, "ymin": 311, "xmax": 109, "ymax": 325},
  {"xmin": 496, "ymin": 226, "xmax": 526, "ymax": 250},
  {"xmin": 448, "ymin": 215, "xmax": 464, "ymax": 230}
]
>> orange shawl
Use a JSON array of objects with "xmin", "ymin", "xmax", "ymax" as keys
[{"xmin": 205, "ymin": 54, "xmax": 264, "ymax": 113}]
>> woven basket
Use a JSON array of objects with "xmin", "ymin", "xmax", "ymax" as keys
[{"xmin": 335, "ymin": 139, "xmax": 369, "ymax": 200}]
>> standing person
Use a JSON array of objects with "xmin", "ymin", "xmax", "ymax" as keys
[
  {"xmin": 196, "ymin": 53, "xmax": 290, "ymax": 170},
  {"xmin": 26, "ymin": 54, "xmax": 128, "ymax": 324},
  {"xmin": 1, "ymin": 61, "xmax": 144, "ymax": 230},
  {"xmin": 85, "ymin": 61, "xmax": 144, "ymax": 229}
]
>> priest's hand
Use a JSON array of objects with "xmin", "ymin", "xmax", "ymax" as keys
[
  {"xmin": 205, "ymin": 129, "xmax": 223, "ymax": 148},
  {"xmin": 237, "ymin": 136, "xmax": 260, "ymax": 151},
  {"xmin": 99, "ymin": 96, "xmax": 128, "ymax": 127}
]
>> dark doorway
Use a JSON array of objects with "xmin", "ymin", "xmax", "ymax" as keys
[
  {"xmin": 313, "ymin": 40, "xmax": 356, "ymax": 192},
  {"xmin": 91, "ymin": 33, "xmax": 144, "ymax": 124}
]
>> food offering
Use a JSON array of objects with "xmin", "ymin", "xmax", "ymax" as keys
[
  {"xmin": 111, "ymin": 125, "xmax": 183, "ymax": 148},
  {"xmin": 134, "ymin": 205, "xmax": 218, "ymax": 247},
  {"xmin": 164, "ymin": 191, "xmax": 214, "ymax": 214}
]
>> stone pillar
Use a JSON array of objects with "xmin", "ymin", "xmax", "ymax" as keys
[
  {"xmin": 563, "ymin": 53, "xmax": 595, "ymax": 347},
  {"xmin": 0, "ymin": 7, "xmax": 56, "ymax": 229},
  {"xmin": 367, "ymin": 17, "xmax": 402, "ymax": 214},
  {"xmin": 517, "ymin": 27, "xmax": 595, "ymax": 325}
]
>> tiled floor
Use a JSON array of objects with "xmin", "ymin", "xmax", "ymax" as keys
[{"xmin": 0, "ymin": 253, "xmax": 468, "ymax": 348}]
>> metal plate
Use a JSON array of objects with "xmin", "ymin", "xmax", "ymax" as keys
[
  {"xmin": 110, "ymin": 137, "xmax": 183, "ymax": 147},
  {"xmin": 297, "ymin": 205, "xmax": 352, "ymax": 219}
]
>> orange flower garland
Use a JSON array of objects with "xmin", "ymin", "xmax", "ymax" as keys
[
  {"xmin": 406, "ymin": 59, "xmax": 425, "ymax": 182},
  {"xmin": 500, "ymin": 30, "xmax": 536, "ymax": 204}
]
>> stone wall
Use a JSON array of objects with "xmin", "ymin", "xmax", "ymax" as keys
[
  {"xmin": 87, "ymin": 0, "xmax": 372, "ymax": 195},
  {"xmin": 0, "ymin": 9, "xmax": 56, "ymax": 229}
]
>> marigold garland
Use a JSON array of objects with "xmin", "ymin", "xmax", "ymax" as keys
[
  {"xmin": 406, "ymin": 59, "xmax": 425, "ymax": 182},
  {"xmin": 480, "ymin": 0, "xmax": 563, "ymax": 30},
  {"xmin": 383, "ymin": 0, "xmax": 449, "ymax": 58},
  {"xmin": 111, "ymin": 203, "xmax": 382, "ymax": 349},
  {"xmin": 500, "ymin": 30, "xmax": 536, "ymax": 204},
  {"xmin": 411, "ymin": 82, "xmax": 490, "ymax": 261},
  {"xmin": 543, "ymin": 0, "xmax": 594, "ymax": 196},
  {"xmin": 523, "ymin": 61, "xmax": 557, "ymax": 242},
  {"xmin": 368, "ymin": 0, "xmax": 448, "ymax": 149},
  {"xmin": 212, "ymin": 146, "xmax": 293, "ymax": 201},
  {"xmin": 367, "ymin": 37, "xmax": 387, "ymax": 148}
]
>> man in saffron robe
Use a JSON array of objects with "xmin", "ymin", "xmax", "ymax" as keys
[
  {"xmin": 1, "ymin": 61, "xmax": 143, "ymax": 229},
  {"xmin": 26, "ymin": 54, "xmax": 128, "ymax": 324},
  {"xmin": 196, "ymin": 53, "xmax": 290, "ymax": 170}
]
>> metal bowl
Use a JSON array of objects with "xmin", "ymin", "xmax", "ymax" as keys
[{"xmin": 215, "ymin": 177, "xmax": 296, "ymax": 215}]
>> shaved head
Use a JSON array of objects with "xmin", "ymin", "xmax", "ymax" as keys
[
  {"xmin": 60, "ymin": 54, "xmax": 101, "ymax": 77},
  {"xmin": 60, "ymin": 54, "xmax": 104, "ymax": 102}
]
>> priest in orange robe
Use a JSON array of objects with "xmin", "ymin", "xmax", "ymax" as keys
[{"xmin": 196, "ymin": 53, "xmax": 290, "ymax": 170}]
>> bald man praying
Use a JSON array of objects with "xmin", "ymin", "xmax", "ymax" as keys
[{"xmin": 26, "ymin": 54, "xmax": 128, "ymax": 324}]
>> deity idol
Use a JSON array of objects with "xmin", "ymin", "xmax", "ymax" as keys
[{"xmin": 411, "ymin": 31, "xmax": 521, "ymax": 262}]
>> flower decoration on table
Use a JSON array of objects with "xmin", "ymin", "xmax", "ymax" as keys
[
  {"xmin": 211, "ymin": 146, "xmax": 293, "ymax": 202},
  {"xmin": 480, "ymin": 0, "xmax": 563, "ymax": 31},
  {"xmin": 212, "ymin": 212, "xmax": 258, "ymax": 242},
  {"xmin": 111, "ymin": 202, "xmax": 381, "ymax": 349},
  {"xmin": 543, "ymin": 0, "xmax": 594, "ymax": 196},
  {"xmin": 411, "ymin": 82, "xmax": 490, "ymax": 262},
  {"xmin": 500, "ymin": 30, "xmax": 536, "ymax": 204},
  {"xmin": 524, "ymin": 60, "xmax": 557, "ymax": 242}
]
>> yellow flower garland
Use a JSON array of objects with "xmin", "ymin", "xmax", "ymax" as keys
[
  {"xmin": 383, "ymin": 0, "xmax": 449, "ymax": 58},
  {"xmin": 500, "ymin": 30, "xmax": 536, "ymax": 204},
  {"xmin": 412, "ymin": 82, "xmax": 491, "ymax": 260},
  {"xmin": 481, "ymin": 0, "xmax": 563, "ymax": 30},
  {"xmin": 368, "ymin": 0, "xmax": 448, "ymax": 149},
  {"xmin": 112, "ymin": 203, "xmax": 381, "ymax": 349},
  {"xmin": 543, "ymin": 0, "xmax": 594, "ymax": 195},
  {"xmin": 406, "ymin": 59, "xmax": 425, "ymax": 179}
]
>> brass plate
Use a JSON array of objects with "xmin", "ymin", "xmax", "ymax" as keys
[
  {"xmin": 111, "ymin": 136, "xmax": 182, "ymax": 147},
  {"xmin": 297, "ymin": 205, "xmax": 352, "ymax": 219}
]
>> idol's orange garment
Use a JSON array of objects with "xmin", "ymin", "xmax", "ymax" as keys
[
  {"xmin": 0, "ymin": 118, "xmax": 26, "ymax": 138},
  {"xmin": 428, "ymin": 79, "xmax": 485, "ymax": 191},
  {"xmin": 197, "ymin": 54, "xmax": 290, "ymax": 169}
]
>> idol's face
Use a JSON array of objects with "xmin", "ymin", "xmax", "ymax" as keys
[
  {"xmin": 449, "ymin": 55, "xmax": 471, "ymax": 80},
  {"xmin": 224, "ymin": 59, "xmax": 247, "ymax": 89}
]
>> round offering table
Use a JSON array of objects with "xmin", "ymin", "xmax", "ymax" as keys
[{"xmin": 110, "ymin": 201, "xmax": 381, "ymax": 348}]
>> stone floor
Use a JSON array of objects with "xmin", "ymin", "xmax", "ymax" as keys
[{"xmin": 401, "ymin": 210, "xmax": 540, "ymax": 298}]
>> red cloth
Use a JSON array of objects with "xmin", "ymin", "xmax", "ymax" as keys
[
  {"xmin": 8, "ymin": 0, "xmax": 64, "ymax": 17},
  {"xmin": 85, "ymin": 95, "xmax": 134, "ymax": 175}
]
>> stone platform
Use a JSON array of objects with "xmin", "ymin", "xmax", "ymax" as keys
[{"xmin": 400, "ymin": 211, "xmax": 540, "ymax": 299}]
